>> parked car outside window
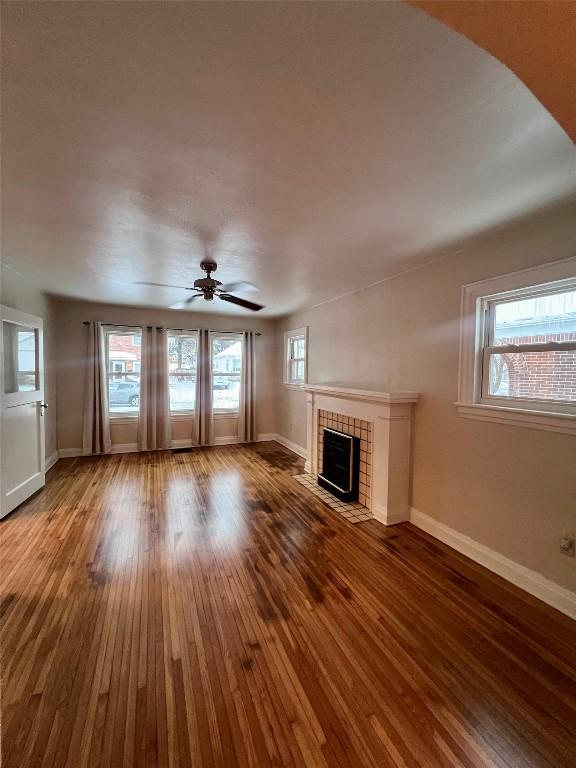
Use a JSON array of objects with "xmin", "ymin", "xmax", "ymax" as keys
[
  {"xmin": 108, "ymin": 380, "xmax": 140, "ymax": 407},
  {"xmin": 213, "ymin": 376, "xmax": 230, "ymax": 390}
]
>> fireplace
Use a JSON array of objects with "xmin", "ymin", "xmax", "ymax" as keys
[
  {"xmin": 305, "ymin": 385, "xmax": 419, "ymax": 525},
  {"xmin": 317, "ymin": 410, "xmax": 372, "ymax": 506},
  {"xmin": 318, "ymin": 428, "xmax": 360, "ymax": 502}
]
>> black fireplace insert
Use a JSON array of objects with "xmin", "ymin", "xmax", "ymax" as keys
[{"xmin": 318, "ymin": 428, "xmax": 360, "ymax": 502}]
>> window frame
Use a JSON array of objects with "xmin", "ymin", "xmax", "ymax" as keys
[
  {"xmin": 457, "ymin": 258, "xmax": 576, "ymax": 434},
  {"xmin": 167, "ymin": 329, "xmax": 198, "ymax": 416},
  {"xmin": 284, "ymin": 327, "xmax": 308, "ymax": 387},
  {"xmin": 105, "ymin": 325, "xmax": 143, "ymax": 420},
  {"xmin": 211, "ymin": 332, "xmax": 243, "ymax": 415},
  {"xmin": 479, "ymin": 286, "xmax": 576, "ymax": 413}
]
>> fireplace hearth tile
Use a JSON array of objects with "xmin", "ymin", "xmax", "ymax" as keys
[{"xmin": 292, "ymin": 473, "xmax": 372, "ymax": 525}]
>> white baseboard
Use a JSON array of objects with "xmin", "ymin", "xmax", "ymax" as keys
[
  {"xmin": 269, "ymin": 433, "xmax": 308, "ymax": 459},
  {"xmin": 216, "ymin": 434, "xmax": 308, "ymax": 451},
  {"xmin": 111, "ymin": 443, "xmax": 139, "ymax": 454},
  {"xmin": 58, "ymin": 444, "xmax": 140, "ymax": 458},
  {"xmin": 170, "ymin": 439, "xmax": 195, "ymax": 449},
  {"xmin": 169, "ymin": 434, "xmax": 279, "ymax": 449},
  {"xmin": 410, "ymin": 507, "xmax": 576, "ymax": 620},
  {"xmin": 373, "ymin": 503, "xmax": 409, "ymax": 526},
  {"xmin": 214, "ymin": 436, "xmax": 240, "ymax": 445},
  {"xmin": 256, "ymin": 433, "xmax": 277, "ymax": 443},
  {"xmin": 58, "ymin": 434, "xmax": 285, "ymax": 458},
  {"xmin": 45, "ymin": 452, "xmax": 59, "ymax": 471},
  {"xmin": 58, "ymin": 448, "xmax": 83, "ymax": 458}
]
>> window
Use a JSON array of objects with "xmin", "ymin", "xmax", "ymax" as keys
[
  {"xmin": 212, "ymin": 334, "xmax": 242, "ymax": 412},
  {"xmin": 284, "ymin": 327, "xmax": 308, "ymax": 385},
  {"xmin": 482, "ymin": 289, "xmax": 576, "ymax": 405},
  {"xmin": 105, "ymin": 327, "xmax": 142, "ymax": 415},
  {"xmin": 3, "ymin": 322, "xmax": 38, "ymax": 393},
  {"xmin": 458, "ymin": 259, "xmax": 576, "ymax": 434},
  {"xmin": 168, "ymin": 331, "xmax": 197, "ymax": 412}
]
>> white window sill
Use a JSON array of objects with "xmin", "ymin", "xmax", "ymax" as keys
[
  {"xmin": 455, "ymin": 402, "xmax": 576, "ymax": 436},
  {"xmin": 283, "ymin": 382, "xmax": 305, "ymax": 391}
]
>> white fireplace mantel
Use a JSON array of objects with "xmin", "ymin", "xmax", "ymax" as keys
[
  {"xmin": 304, "ymin": 385, "xmax": 419, "ymax": 525},
  {"xmin": 304, "ymin": 384, "xmax": 419, "ymax": 404}
]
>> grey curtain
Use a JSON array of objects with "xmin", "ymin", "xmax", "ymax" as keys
[
  {"xmin": 82, "ymin": 321, "xmax": 111, "ymax": 455},
  {"xmin": 193, "ymin": 329, "xmax": 213, "ymax": 446},
  {"xmin": 138, "ymin": 327, "xmax": 171, "ymax": 451},
  {"xmin": 239, "ymin": 331, "xmax": 256, "ymax": 442}
]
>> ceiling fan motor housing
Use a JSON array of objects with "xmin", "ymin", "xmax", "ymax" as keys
[
  {"xmin": 193, "ymin": 276, "xmax": 221, "ymax": 289},
  {"xmin": 195, "ymin": 261, "xmax": 221, "ymax": 299}
]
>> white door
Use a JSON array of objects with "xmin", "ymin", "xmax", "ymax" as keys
[{"xmin": 0, "ymin": 306, "xmax": 46, "ymax": 519}]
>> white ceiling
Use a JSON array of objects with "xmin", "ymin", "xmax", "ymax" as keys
[{"xmin": 2, "ymin": 2, "xmax": 575, "ymax": 317}]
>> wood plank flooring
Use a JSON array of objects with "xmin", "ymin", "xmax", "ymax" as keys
[{"xmin": 1, "ymin": 443, "xmax": 575, "ymax": 768}]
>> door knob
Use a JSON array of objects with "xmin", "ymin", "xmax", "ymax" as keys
[{"xmin": 40, "ymin": 402, "xmax": 49, "ymax": 414}]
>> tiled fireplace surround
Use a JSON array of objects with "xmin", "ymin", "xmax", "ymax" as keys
[
  {"xmin": 305, "ymin": 385, "xmax": 419, "ymax": 525},
  {"xmin": 317, "ymin": 411, "xmax": 373, "ymax": 508}
]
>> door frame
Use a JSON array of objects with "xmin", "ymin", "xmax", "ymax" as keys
[{"xmin": 0, "ymin": 305, "xmax": 45, "ymax": 518}]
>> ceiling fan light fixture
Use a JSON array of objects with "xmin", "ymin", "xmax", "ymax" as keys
[{"xmin": 136, "ymin": 260, "xmax": 265, "ymax": 311}]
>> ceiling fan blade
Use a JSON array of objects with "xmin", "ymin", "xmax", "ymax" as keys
[
  {"xmin": 218, "ymin": 281, "xmax": 260, "ymax": 294},
  {"xmin": 219, "ymin": 294, "xmax": 264, "ymax": 312},
  {"xmin": 169, "ymin": 294, "xmax": 203, "ymax": 309},
  {"xmin": 134, "ymin": 280, "xmax": 191, "ymax": 290}
]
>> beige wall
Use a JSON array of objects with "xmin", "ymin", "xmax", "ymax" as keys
[
  {"xmin": 1, "ymin": 264, "xmax": 58, "ymax": 462},
  {"xmin": 274, "ymin": 201, "xmax": 576, "ymax": 591},
  {"xmin": 54, "ymin": 299, "xmax": 277, "ymax": 452}
]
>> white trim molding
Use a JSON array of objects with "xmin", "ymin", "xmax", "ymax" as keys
[
  {"xmin": 304, "ymin": 384, "xmax": 419, "ymax": 405},
  {"xmin": 410, "ymin": 507, "xmax": 576, "ymax": 620},
  {"xmin": 456, "ymin": 402, "xmax": 576, "ymax": 436},
  {"xmin": 58, "ymin": 444, "xmax": 140, "ymax": 458},
  {"xmin": 255, "ymin": 433, "xmax": 278, "ymax": 443},
  {"xmin": 45, "ymin": 452, "xmax": 59, "ymax": 471},
  {"xmin": 58, "ymin": 434, "xmax": 285, "ymax": 459},
  {"xmin": 214, "ymin": 435, "xmax": 240, "ymax": 445},
  {"xmin": 373, "ymin": 503, "xmax": 408, "ymax": 527},
  {"xmin": 457, "ymin": 257, "xmax": 576, "ymax": 434},
  {"xmin": 58, "ymin": 448, "xmax": 83, "ymax": 458},
  {"xmin": 270, "ymin": 433, "xmax": 308, "ymax": 459}
]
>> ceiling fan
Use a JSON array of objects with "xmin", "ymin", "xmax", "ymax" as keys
[{"xmin": 136, "ymin": 261, "xmax": 265, "ymax": 312}]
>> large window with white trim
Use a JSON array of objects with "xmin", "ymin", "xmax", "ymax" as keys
[
  {"xmin": 212, "ymin": 333, "xmax": 242, "ymax": 412},
  {"xmin": 168, "ymin": 330, "xmax": 197, "ymax": 413},
  {"xmin": 481, "ymin": 287, "xmax": 576, "ymax": 407},
  {"xmin": 458, "ymin": 260, "xmax": 576, "ymax": 432},
  {"xmin": 106, "ymin": 327, "xmax": 142, "ymax": 415}
]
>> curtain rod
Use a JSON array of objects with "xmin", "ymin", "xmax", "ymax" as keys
[{"xmin": 82, "ymin": 321, "xmax": 261, "ymax": 336}]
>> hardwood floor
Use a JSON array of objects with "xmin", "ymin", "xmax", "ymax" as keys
[{"xmin": 1, "ymin": 443, "xmax": 575, "ymax": 768}]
